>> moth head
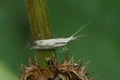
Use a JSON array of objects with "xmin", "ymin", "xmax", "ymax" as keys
[{"xmin": 27, "ymin": 41, "xmax": 38, "ymax": 49}]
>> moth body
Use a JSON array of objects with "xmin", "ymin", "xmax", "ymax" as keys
[
  {"xmin": 29, "ymin": 37, "xmax": 75, "ymax": 50},
  {"xmin": 29, "ymin": 22, "xmax": 91, "ymax": 50}
]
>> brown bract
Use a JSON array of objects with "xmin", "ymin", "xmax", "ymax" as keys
[{"xmin": 20, "ymin": 57, "xmax": 94, "ymax": 80}]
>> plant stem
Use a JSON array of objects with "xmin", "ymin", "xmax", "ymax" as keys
[{"xmin": 26, "ymin": 0, "xmax": 55, "ymax": 68}]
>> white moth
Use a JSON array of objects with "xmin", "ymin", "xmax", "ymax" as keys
[{"xmin": 29, "ymin": 22, "xmax": 91, "ymax": 50}]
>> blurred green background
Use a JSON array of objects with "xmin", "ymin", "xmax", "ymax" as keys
[{"xmin": 0, "ymin": 0, "xmax": 120, "ymax": 80}]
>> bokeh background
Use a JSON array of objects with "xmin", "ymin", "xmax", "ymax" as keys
[{"xmin": 0, "ymin": 0, "xmax": 120, "ymax": 80}]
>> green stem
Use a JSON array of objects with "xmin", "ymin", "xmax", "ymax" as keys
[{"xmin": 26, "ymin": 0, "xmax": 55, "ymax": 68}]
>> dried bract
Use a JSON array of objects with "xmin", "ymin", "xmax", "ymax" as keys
[{"xmin": 20, "ymin": 57, "xmax": 93, "ymax": 80}]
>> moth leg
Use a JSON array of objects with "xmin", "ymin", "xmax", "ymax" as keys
[
  {"xmin": 34, "ymin": 55, "xmax": 39, "ymax": 65},
  {"xmin": 63, "ymin": 46, "xmax": 69, "ymax": 61},
  {"xmin": 58, "ymin": 46, "xmax": 68, "ymax": 53}
]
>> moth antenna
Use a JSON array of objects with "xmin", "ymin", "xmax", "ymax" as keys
[
  {"xmin": 70, "ymin": 21, "xmax": 92, "ymax": 37},
  {"xmin": 72, "ymin": 34, "xmax": 87, "ymax": 40}
]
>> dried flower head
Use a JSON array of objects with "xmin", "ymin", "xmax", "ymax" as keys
[{"xmin": 20, "ymin": 55, "xmax": 94, "ymax": 80}]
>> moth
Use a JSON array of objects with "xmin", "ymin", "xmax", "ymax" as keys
[{"xmin": 29, "ymin": 22, "xmax": 91, "ymax": 50}]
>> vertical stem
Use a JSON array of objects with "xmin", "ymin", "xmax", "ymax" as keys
[{"xmin": 26, "ymin": 0, "xmax": 55, "ymax": 68}]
